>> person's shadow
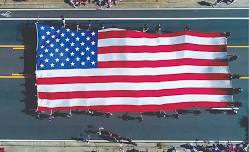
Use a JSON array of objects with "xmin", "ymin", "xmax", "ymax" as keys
[
  {"xmin": 198, "ymin": 1, "xmax": 213, "ymax": 6},
  {"xmin": 19, "ymin": 22, "xmax": 37, "ymax": 116}
]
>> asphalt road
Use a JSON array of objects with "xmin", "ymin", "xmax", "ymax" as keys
[
  {"xmin": 0, "ymin": 9, "xmax": 249, "ymax": 19},
  {"xmin": 0, "ymin": 15, "xmax": 248, "ymax": 140}
]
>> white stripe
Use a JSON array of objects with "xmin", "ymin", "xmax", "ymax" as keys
[
  {"xmin": 36, "ymin": 66, "xmax": 229, "ymax": 78},
  {"xmin": 98, "ymin": 28, "xmax": 126, "ymax": 32},
  {"xmin": 0, "ymin": 139, "xmax": 244, "ymax": 143},
  {"xmin": 211, "ymin": 107, "xmax": 239, "ymax": 110},
  {"xmin": 1, "ymin": 18, "xmax": 249, "ymax": 21},
  {"xmin": 37, "ymin": 95, "xmax": 233, "ymax": 107},
  {"xmin": 98, "ymin": 36, "xmax": 226, "ymax": 47},
  {"xmin": 98, "ymin": 51, "xmax": 227, "ymax": 61},
  {"xmin": 2, "ymin": 8, "xmax": 249, "ymax": 11},
  {"xmin": 37, "ymin": 80, "xmax": 232, "ymax": 92}
]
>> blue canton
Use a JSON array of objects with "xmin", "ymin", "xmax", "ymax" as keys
[{"xmin": 36, "ymin": 24, "xmax": 98, "ymax": 70}]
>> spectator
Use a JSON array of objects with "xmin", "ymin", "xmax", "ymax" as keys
[
  {"xmin": 68, "ymin": 0, "xmax": 122, "ymax": 9},
  {"xmin": 70, "ymin": 0, "xmax": 80, "ymax": 8}
]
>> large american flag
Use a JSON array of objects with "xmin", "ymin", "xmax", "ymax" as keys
[{"xmin": 36, "ymin": 24, "xmax": 233, "ymax": 112}]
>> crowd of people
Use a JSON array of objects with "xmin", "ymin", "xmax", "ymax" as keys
[
  {"xmin": 171, "ymin": 142, "xmax": 249, "ymax": 152},
  {"xmin": 68, "ymin": 0, "xmax": 122, "ymax": 9},
  {"xmin": 74, "ymin": 130, "xmax": 249, "ymax": 152},
  {"xmin": 83, "ymin": 126, "xmax": 136, "ymax": 145},
  {"xmin": 120, "ymin": 142, "xmax": 249, "ymax": 152},
  {"xmin": 198, "ymin": 0, "xmax": 235, "ymax": 7}
]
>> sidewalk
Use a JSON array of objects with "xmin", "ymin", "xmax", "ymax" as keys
[
  {"xmin": 0, "ymin": 0, "xmax": 248, "ymax": 8},
  {"xmin": 0, "ymin": 140, "xmax": 183, "ymax": 152},
  {"xmin": 0, "ymin": 140, "xmax": 244, "ymax": 152}
]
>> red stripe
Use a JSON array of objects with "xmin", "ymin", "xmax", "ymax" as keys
[
  {"xmin": 98, "ymin": 30, "xmax": 225, "ymax": 39},
  {"xmin": 37, "ymin": 101, "xmax": 231, "ymax": 112},
  {"xmin": 38, "ymin": 88, "xmax": 233, "ymax": 100},
  {"xmin": 36, "ymin": 73, "xmax": 230, "ymax": 85},
  {"xmin": 98, "ymin": 59, "xmax": 228, "ymax": 68},
  {"xmin": 98, "ymin": 44, "xmax": 226, "ymax": 54}
]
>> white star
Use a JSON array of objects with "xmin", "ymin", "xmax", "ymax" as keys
[
  {"xmin": 50, "ymin": 44, "xmax": 54, "ymax": 47},
  {"xmin": 41, "ymin": 35, "xmax": 45, "ymax": 39},
  {"xmin": 51, "ymin": 35, "xmax": 55, "ymax": 39},
  {"xmin": 40, "ymin": 64, "xmax": 44, "ymax": 68},
  {"xmin": 80, "ymin": 52, "xmax": 85, "ymax": 56},
  {"xmin": 86, "ymin": 56, "xmax": 90, "ymax": 61},
  {"xmin": 66, "ymin": 28, "xmax": 70, "ymax": 32},
  {"xmin": 91, "ymin": 51, "xmax": 95, "ymax": 55},
  {"xmin": 91, "ymin": 32, "xmax": 95, "ymax": 36},
  {"xmin": 70, "ymin": 42, "xmax": 75, "ymax": 46},
  {"xmin": 66, "ymin": 58, "xmax": 70, "ymax": 62},
  {"xmin": 91, "ymin": 41, "xmax": 95, "ymax": 45},
  {"xmin": 50, "ymin": 63, "xmax": 55, "ymax": 67},
  {"xmin": 45, "ymin": 58, "xmax": 49, "ymax": 63},
  {"xmin": 40, "ymin": 26, "xmax": 45, "ymax": 30},
  {"xmin": 80, "ymin": 42, "xmax": 85, "ymax": 46},
  {"xmin": 60, "ymin": 43, "xmax": 64, "ymax": 47},
  {"xmin": 46, "ymin": 40, "xmax": 50, "ymax": 44},
  {"xmin": 39, "ymin": 54, "xmax": 43, "ymax": 58},
  {"xmin": 71, "ymin": 32, "xmax": 75, "ymax": 37},
  {"xmin": 56, "ymin": 29, "xmax": 60, "ymax": 33},
  {"xmin": 76, "ymin": 37, "xmax": 80, "ymax": 41},
  {"xmin": 44, "ymin": 48, "xmax": 49, "ymax": 52},
  {"xmin": 61, "ymin": 33, "xmax": 65, "ymax": 37},
  {"xmin": 61, "ymin": 63, "xmax": 65, "ymax": 67},
  {"xmin": 55, "ymin": 58, "xmax": 59, "ymax": 62},
  {"xmin": 76, "ymin": 57, "xmax": 80, "ymax": 61},
  {"xmin": 55, "ymin": 38, "xmax": 60, "ymax": 42},
  {"xmin": 81, "ymin": 32, "xmax": 85, "ymax": 36},
  {"xmin": 81, "ymin": 62, "xmax": 85, "ymax": 65},
  {"xmin": 40, "ymin": 45, "xmax": 44, "ymax": 49},
  {"xmin": 55, "ymin": 48, "xmax": 59, "ymax": 52},
  {"xmin": 70, "ymin": 52, "xmax": 74, "ymax": 56},
  {"xmin": 46, "ymin": 31, "xmax": 50, "ymax": 35},
  {"xmin": 49, "ymin": 52, "xmax": 54, "ymax": 57},
  {"xmin": 75, "ymin": 47, "xmax": 79, "ymax": 51},
  {"xmin": 60, "ymin": 52, "xmax": 64, "ymax": 56},
  {"xmin": 86, "ymin": 37, "xmax": 90, "ymax": 41},
  {"xmin": 91, "ymin": 61, "xmax": 96, "ymax": 65},
  {"xmin": 71, "ymin": 62, "xmax": 75, "ymax": 66},
  {"xmin": 50, "ymin": 26, "xmax": 55, "ymax": 30},
  {"xmin": 65, "ymin": 48, "xmax": 69, "ymax": 52},
  {"xmin": 65, "ymin": 37, "xmax": 70, "ymax": 42},
  {"xmin": 86, "ymin": 47, "xmax": 90, "ymax": 51}
]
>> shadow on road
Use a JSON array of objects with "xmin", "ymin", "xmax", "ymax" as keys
[
  {"xmin": 239, "ymin": 116, "xmax": 248, "ymax": 141},
  {"xmin": 197, "ymin": 1, "xmax": 213, "ymax": 6},
  {"xmin": 20, "ymin": 22, "xmax": 37, "ymax": 115}
]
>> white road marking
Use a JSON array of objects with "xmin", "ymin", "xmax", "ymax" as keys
[
  {"xmin": 0, "ymin": 8, "xmax": 249, "ymax": 11},
  {"xmin": 0, "ymin": 17, "xmax": 249, "ymax": 20}
]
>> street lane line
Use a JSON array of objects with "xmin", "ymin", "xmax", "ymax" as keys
[
  {"xmin": 0, "ymin": 18, "xmax": 249, "ymax": 20},
  {"xmin": 0, "ymin": 45, "xmax": 25, "ymax": 48},
  {"xmin": 239, "ymin": 76, "xmax": 249, "ymax": 80},
  {"xmin": 1, "ymin": 8, "xmax": 249, "ymax": 11},
  {"xmin": 0, "ymin": 74, "xmax": 33, "ymax": 79},
  {"xmin": 0, "ymin": 75, "xmax": 28, "ymax": 79},
  {"xmin": 1, "ymin": 74, "xmax": 249, "ymax": 80},
  {"xmin": 227, "ymin": 46, "xmax": 249, "ymax": 48},
  {"xmin": 13, "ymin": 47, "xmax": 25, "ymax": 50},
  {"xmin": 0, "ymin": 139, "xmax": 244, "ymax": 143}
]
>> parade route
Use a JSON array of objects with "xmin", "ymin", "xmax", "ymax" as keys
[
  {"xmin": 0, "ymin": 10, "xmax": 248, "ymax": 140},
  {"xmin": 0, "ymin": 9, "xmax": 249, "ymax": 19}
]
